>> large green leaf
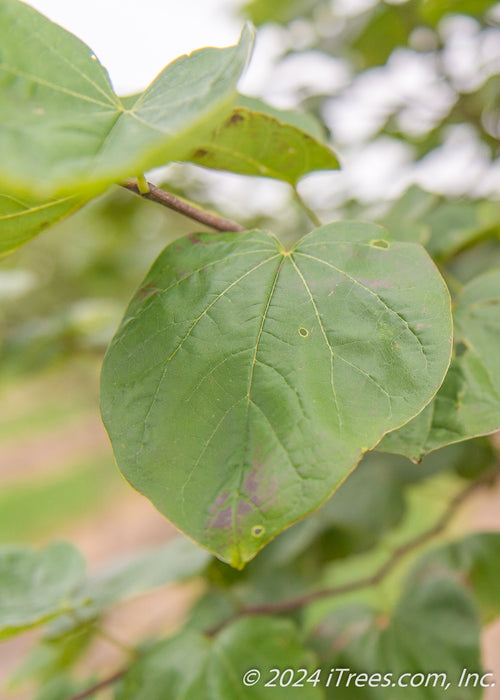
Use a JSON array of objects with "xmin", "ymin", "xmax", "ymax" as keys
[
  {"xmin": 189, "ymin": 105, "xmax": 339, "ymax": 185},
  {"xmin": 313, "ymin": 576, "xmax": 481, "ymax": 699},
  {"xmin": 0, "ymin": 542, "xmax": 85, "ymax": 640},
  {"xmin": 0, "ymin": 0, "xmax": 253, "ymax": 198},
  {"xmin": 100, "ymin": 222, "xmax": 452, "ymax": 567},
  {"xmin": 0, "ymin": 191, "xmax": 84, "ymax": 255},
  {"xmin": 116, "ymin": 617, "xmax": 322, "ymax": 700},
  {"xmin": 379, "ymin": 269, "xmax": 500, "ymax": 461}
]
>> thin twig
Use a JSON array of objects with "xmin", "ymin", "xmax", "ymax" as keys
[
  {"xmin": 293, "ymin": 186, "xmax": 322, "ymax": 227},
  {"xmin": 122, "ymin": 179, "xmax": 245, "ymax": 232},
  {"xmin": 94, "ymin": 626, "xmax": 139, "ymax": 658},
  {"xmin": 208, "ymin": 467, "xmax": 498, "ymax": 633},
  {"xmin": 66, "ymin": 669, "xmax": 127, "ymax": 700}
]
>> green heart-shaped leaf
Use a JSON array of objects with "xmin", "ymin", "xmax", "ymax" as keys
[
  {"xmin": 0, "ymin": 0, "xmax": 253, "ymax": 198},
  {"xmin": 379, "ymin": 269, "xmax": 500, "ymax": 461},
  {"xmin": 100, "ymin": 222, "xmax": 452, "ymax": 567}
]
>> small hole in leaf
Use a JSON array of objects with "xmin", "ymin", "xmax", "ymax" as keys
[
  {"xmin": 370, "ymin": 239, "xmax": 390, "ymax": 249},
  {"xmin": 455, "ymin": 341, "xmax": 468, "ymax": 357},
  {"xmin": 252, "ymin": 525, "xmax": 265, "ymax": 538},
  {"xmin": 298, "ymin": 327, "xmax": 309, "ymax": 338}
]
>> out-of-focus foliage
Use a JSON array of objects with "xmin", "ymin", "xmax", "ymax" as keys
[
  {"xmin": 115, "ymin": 618, "xmax": 321, "ymax": 700},
  {"xmin": 240, "ymin": 0, "xmax": 500, "ymax": 212},
  {"xmin": 0, "ymin": 186, "xmax": 201, "ymax": 380},
  {"xmin": 2, "ymin": 1, "xmax": 500, "ymax": 698},
  {"xmin": 312, "ymin": 576, "xmax": 482, "ymax": 700},
  {"xmin": 1, "ymin": 538, "xmax": 209, "ymax": 642}
]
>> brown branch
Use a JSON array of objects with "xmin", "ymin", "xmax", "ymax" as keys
[
  {"xmin": 122, "ymin": 179, "xmax": 245, "ymax": 232},
  {"xmin": 208, "ymin": 467, "xmax": 499, "ymax": 633},
  {"xmin": 66, "ymin": 669, "xmax": 126, "ymax": 700}
]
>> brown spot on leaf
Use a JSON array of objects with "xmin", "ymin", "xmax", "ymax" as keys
[
  {"xmin": 244, "ymin": 464, "xmax": 280, "ymax": 509},
  {"xmin": 187, "ymin": 233, "xmax": 208, "ymax": 246},
  {"xmin": 193, "ymin": 148, "xmax": 208, "ymax": 158},
  {"xmin": 215, "ymin": 492, "xmax": 230, "ymax": 508},
  {"xmin": 244, "ymin": 467, "xmax": 262, "ymax": 497},
  {"xmin": 227, "ymin": 111, "xmax": 245, "ymax": 125},
  {"xmin": 208, "ymin": 492, "xmax": 231, "ymax": 516},
  {"xmin": 136, "ymin": 281, "xmax": 159, "ymax": 300},
  {"xmin": 237, "ymin": 501, "xmax": 252, "ymax": 519},
  {"xmin": 211, "ymin": 506, "xmax": 232, "ymax": 530}
]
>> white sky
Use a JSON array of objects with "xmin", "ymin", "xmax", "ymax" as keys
[
  {"xmin": 25, "ymin": 0, "xmax": 245, "ymax": 94},
  {"xmin": 23, "ymin": 0, "xmax": 500, "ymax": 205}
]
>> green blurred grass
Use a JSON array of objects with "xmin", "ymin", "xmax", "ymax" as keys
[
  {"xmin": 0, "ymin": 453, "xmax": 126, "ymax": 543},
  {"xmin": 0, "ymin": 359, "xmax": 128, "ymax": 543},
  {"xmin": 0, "ymin": 360, "xmax": 100, "ymax": 443}
]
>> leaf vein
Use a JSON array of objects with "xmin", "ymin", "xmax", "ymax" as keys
[
  {"xmin": 0, "ymin": 64, "xmax": 114, "ymax": 108},
  {"xmin": 0, "ymin": 196, "xmax": 76, "ymax": 220},
  {"xmin": 296, "ymin": 251, "xmax": 429, "ymax": 370},
  {"xmin": 137, "ymin": 254, "xmax": 281, "ymax": 460},
  {"xmin": 289, "ymin": 254, "xmax": 343, "ymax": 431}
]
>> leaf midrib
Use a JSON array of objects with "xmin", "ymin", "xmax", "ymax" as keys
[{"xmin": 0, "ymin": 195, "xmax": 75, "ymax": 220}]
